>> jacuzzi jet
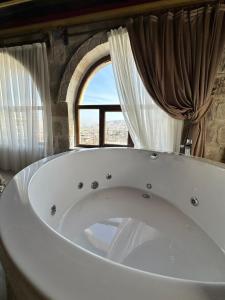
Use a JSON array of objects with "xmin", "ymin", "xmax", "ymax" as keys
[
  {"xmin": 146, "ymin": 183, "xmax": 152, "ymax": 189},
  {"xmin": 91, "ymin": 181, "xmax": 99, "ymax": 189},
  {"xmin": 190, "ymin": 197, "xmax": 199, "ymax": 207},
  {"xmin": 51, "ymin": 205, "xmax": 56, "ymax": 216},
  {"xmin": 150, "ymin": 152, "xmax": 159, "ymax": 160},
  {"xmin": 78, "ymin": 182, "xmax": 83, "ymax": 189},
  {"xmin": 106, "ymin": 173, "xmax": 112, "ymax": 180},
  {"xmin": 142, "ymin": 193, "xmax": 150, "ymax": 199}
]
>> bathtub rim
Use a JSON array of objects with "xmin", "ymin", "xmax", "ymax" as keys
[
  {"xmin": 27, "ymin": 147, "xmax": 225, "ymax": 285},
  {"xmin": 1, "ymin": 148, "xmax": 225, "ymax": 300}
]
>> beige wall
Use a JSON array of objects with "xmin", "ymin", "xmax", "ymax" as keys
[{"xmin": 205, "ymin": 51, "xmax": 225, "ymax": 163}]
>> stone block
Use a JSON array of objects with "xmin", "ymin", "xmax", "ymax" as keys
[
  {"xmin": 216, "ymin": 102, "xmax": 225, "ymax": 120},
  {"xmin": 217, "ymin": 126, "xmax": 225, "ymax": 146},
  {"xmin": 207, "ymin": 97, "xmax": 217, "ymax": 120},
  {"xmin": 53, "ymin": 121, "xmax": 63, "ymax": 136},
  {"xmin": 206, "ymin": 122, "xmax": 219, "ymax": 144},
  {"xmin": 58, "ymin": 137, "xmax": 69, "ymax": 152},
  {"xmin": 211, "ymin": 77, "xmax": 225, "ymax": 95},
  {"xmin": 218, "ymin": 50, "xmax": 225, "ymax": 73},
  {"xmin": 51, "ymin": 102, "xmax": 68, "ymax": 117},
  {"xmin": 205, "ymin": 145, "xmax": 225, "ymax": 163}
]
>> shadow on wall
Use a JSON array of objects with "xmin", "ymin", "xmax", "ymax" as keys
[
  {"xmin": 0, "ymin": 262, "xmax": 6, "ymax": 300},
  {"xmin": 222, "ymin": 149, "xmax": 225, "ymax": 163},
  {"xmin": 51, "ymin": 102, "xmax": 70, "ymax": 154}
]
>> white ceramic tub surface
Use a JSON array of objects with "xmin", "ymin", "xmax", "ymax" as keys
[{"xmin": 0, "ymin": 148, "xmax": 225, "ymax": 300}]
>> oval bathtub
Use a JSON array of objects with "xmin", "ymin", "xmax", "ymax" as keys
[{"xmin": 1, "ymin": 148, "xmax": 225, "ymax": 300}]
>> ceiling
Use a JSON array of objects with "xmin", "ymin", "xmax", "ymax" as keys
[
  {"xmin": 0, "ymin": 0, "xmax": 154, "ymax": 29},
  {"xmin": 0, "ymin": 0, "xmax": 216, "ymax": 38}
]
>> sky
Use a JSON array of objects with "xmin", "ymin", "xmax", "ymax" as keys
[
  {"xmin": 82, "ymin": 63, "xmax": 119, "ymax": 105},
  {"xmin": 79, "ymin": 63, "xmax": 124, "ymax": 126}
]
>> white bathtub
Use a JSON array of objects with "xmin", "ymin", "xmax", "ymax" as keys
[{"xmin": 1, "ymin": 148, "xmax": 225, "ymax": 300}]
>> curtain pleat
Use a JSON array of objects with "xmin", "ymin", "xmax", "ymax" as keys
[
  {"xmin": 127, "ymin": 4, "xmax": 225, "ymax": 157},
  {"xmin": 108, "ymin": 28, "xmax": 183, "ymax": 152},
  {"xmin": 0, "ymin": 43, "xmax": 53, "ymax": 172}
]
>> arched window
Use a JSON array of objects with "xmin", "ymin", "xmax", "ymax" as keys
[{"xmin": 75, "ymin": 56, "xmax": 133, "ymax": 147}]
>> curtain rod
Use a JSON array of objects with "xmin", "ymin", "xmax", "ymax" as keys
[
  {"xmin": 0, "ymin": 35, "xmax": 49, "ymax": 48},
  {"xmin": 68, "ymin": 0, "xmax": 221, "ymax": 35},
  {"xmin": 0, "ymin": 0, "xmax": 218, "ymax": 39},
  {"xmin": 0, "ymin": 0, "xmax": 221, "ymax": 45}
]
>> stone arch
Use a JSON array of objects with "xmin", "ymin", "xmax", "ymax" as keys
[{"xmin": 58, "ymin": 32, "xmax": 110, "ymax": 148}]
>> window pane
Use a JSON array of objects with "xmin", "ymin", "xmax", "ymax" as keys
[
  {"xmin": 104, "ymin": 112, "xmax": 128, "ymax": 145},
  {"xmin": 79, "ymin": 109, "xmax": 99, "ymax": 145},
  {"xmin": 0, "ymin": 106, "xmax": 44, "ymax": 148},
  {"xmin": 81, "ymin": 63, "xmax": 119, "ymax": 105}
]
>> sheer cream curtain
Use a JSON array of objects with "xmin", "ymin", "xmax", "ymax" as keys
[
  {"xmin": 0, "ymin": 43, "xmax": 53, "ymax": 172},
  {"xmin": 108, "ymin": 27, "xmax": 183, "ymax": 152}
]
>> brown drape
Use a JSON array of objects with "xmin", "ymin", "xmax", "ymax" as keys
[{"xmin": 127, "ymin": 4, "xmax": 225, "ymax": 157}]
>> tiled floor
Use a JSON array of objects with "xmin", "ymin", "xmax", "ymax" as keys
[{"xmin": 0, "ymin": 170, "xmax": 15, "ymax": 300}]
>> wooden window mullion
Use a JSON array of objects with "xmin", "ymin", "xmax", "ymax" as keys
[
  {"xmin": 76, "ymin": 108, "xmax": 80, "ymax": 145},
  {"xmin": 99, "ymin": 108, "xmax": 105, "ymax": 147}
]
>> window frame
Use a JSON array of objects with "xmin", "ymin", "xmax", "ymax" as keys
[{"xmin": 75, "ymin": 56, "xmax": 133, "ymax": 148}]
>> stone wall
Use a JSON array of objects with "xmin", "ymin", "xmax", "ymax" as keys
[
  {"xmin": 47, "ymin": 29, "xmax": 94, "ymax": 153},
  {"xmin": 50, "ymin": 28, "xmax": 225, "ymax": 161},
  {"xmin": 49, "ymin": 24, "xmax": 225, "ymax": 162},
  {"xmin": 51, "ymin": 102, "xmax": 70, "ymax": 153},
  {"xmin": 205, "ymin": 51, "xmax": 225, "ymax": 163},
  {"xmin": 46, "ymin": 20, "xmax": 123, "ymax": 153},
  {"xmin": 2, "ymin": 24, "xmax": 225, "ymax": 162}
]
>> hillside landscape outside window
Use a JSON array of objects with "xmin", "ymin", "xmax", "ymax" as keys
[{"xmin": 75, "ymin": 56, "xmax": 133, "ymax": 147}]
